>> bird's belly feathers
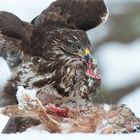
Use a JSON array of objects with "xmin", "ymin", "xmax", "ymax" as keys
[{"xmin": 13, "ymin": 57, "xmax": 100, "ymax": 107}]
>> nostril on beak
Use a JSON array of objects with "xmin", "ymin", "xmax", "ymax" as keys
[
  {"xmin": 84, "ymin": 53, "xmax": 93, "ymax": 62},
  {"xmin": 84, "ymin": 54, "xmax": 90, "ymax": 62}
]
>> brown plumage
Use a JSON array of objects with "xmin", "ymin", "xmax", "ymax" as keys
[
  {"xmin": 0, "ymin": 11, "xmax": 32, "ymax": 106},
  {"xmin": 1, "ymin": 1, "xmax": 140, "ymax": 134},
  {"xmin": 30, "ymin": 24, "xmax": 101, "ymax": 107},
  {"xmin": 32, "ymin": 0, "xmax": 108, "ymax": 30},
  {"xmin": 0, "ymin": 0, "xmax": 108, "ymax": 107}
]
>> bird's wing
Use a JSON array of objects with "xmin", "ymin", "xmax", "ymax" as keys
[
  {"xmin": 0, "ymin": 11, "xmax": 33, "ymax": 68},
  {"xmin": 0, "ymin": 11, "xmax": 32, "ymax": 42},
  {"xmin": 31, "ymin": 0, "xmax": 108, "ymax": 31}
]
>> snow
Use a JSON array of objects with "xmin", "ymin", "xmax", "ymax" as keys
[
  {"xmin": 0, "ymin": 127, "xmax": 140, "ymax": 140},
  {"xmin": 0, "ymin": 57, "xmax": 11, "ymax": 92},
  {"xmin": 0, "ymin": 111, "xmax": 9, "ymax": 133},
  {"xmin": 96, "ymin": 39, "xmax": 140, "ymax": 89}
]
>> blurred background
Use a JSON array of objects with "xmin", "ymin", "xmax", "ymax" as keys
[
  {"xmin": 89, "ymin": 0, "xmax": 140, "ymax": 118},
  {"xmin": 0, "ymin": 0, "xmax": 140, "ymax": 117}
]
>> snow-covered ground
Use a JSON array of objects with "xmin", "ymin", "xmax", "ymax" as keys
[
  {"xmin": 0, "ymin": 124, "xmax": 140, "ymax": 140},
  {"xmin": 0, "ymin": 0, "xmax": 140, "ymax": 139},
  {"xmin": 0, "ymin": 110, "xmax": 140, "ymax": 140},
  {"xmin": 0, "ymin": 128, "xmax": 140, "ymax": 140}
]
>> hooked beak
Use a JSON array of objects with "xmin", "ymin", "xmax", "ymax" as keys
[
  {"xmin": 82, "ymin": 48, "xmax": 92, "ymax": 62},
  {"xmin": 82, "ymin": 48, "xmax": 100, "ymax": 80}
]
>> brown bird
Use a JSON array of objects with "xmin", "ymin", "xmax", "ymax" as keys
[
  {"xmin": 1, "ymin": 1, "xmax": 140, "ymax": 134},
  {"xmin": 0, "ymin": 0, "xmax": 108, "ymax": 107}
]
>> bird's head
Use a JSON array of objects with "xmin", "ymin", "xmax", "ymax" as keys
[
  {"xmin": 34, "ymin": 27, "xmax": 101, "ymax": 81},
  {"xmin": 50, "ymin": 29, "xmax": 101, "ymax": 80}
]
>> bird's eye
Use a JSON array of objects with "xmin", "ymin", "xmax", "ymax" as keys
[
  {"xmin": 68, "ymin": 42, "xmax": 83, "ymax": 52},
  {"xmin": 70, "ymin": 44, "xmax": 78, "ymax": 50}
]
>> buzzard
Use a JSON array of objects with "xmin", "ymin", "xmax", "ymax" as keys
[
  {"xmin": 0, "ymin": 0, "xmax": 108, "ymax": 107},
  {"xmin": 1, "ymin": 0, "xmax": 140, "ymax": 134}
]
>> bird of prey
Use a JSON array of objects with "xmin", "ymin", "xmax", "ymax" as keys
[
  {"xmin": 0, "ymin": 0, "xmax": 108, "ymax": 107},
  {"xmin": 1, "ymin": 1, "xmax": 140, "ymax": 135}
]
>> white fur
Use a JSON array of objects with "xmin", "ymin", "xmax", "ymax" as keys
[
  {"xmin": 0, "ymin": 57, "xmax": 12, "ymax": 92},
  {"xmin": 16, "ymin": 86, "xmax": 37, "ymax": 110},
  {"xmin": 103, "ymin": 104, "xmax": 111, "ymax": 112},
  {"xmin": 102, "ymin": 119, "xmax": 108, "ymax": 125}
]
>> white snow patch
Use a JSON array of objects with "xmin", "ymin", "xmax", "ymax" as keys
[
  {"xmin": 0, "ymin": 112, "xmax": 10, "ymax": 133},
  {"xmin": 0, "ymin": 128, "xmax": 140, "ymax": 140},
  {"xmin": 25, "ymin": 124, "xmax": 48, "ymax": 133},
  {"xmin": 0, "ymin": 57, "xmax": 11, "ymax": 92}
]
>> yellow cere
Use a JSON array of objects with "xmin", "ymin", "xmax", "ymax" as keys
[{"xmin": 84, "ymin": 48, "xmax": 90, "ymax": 55}]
